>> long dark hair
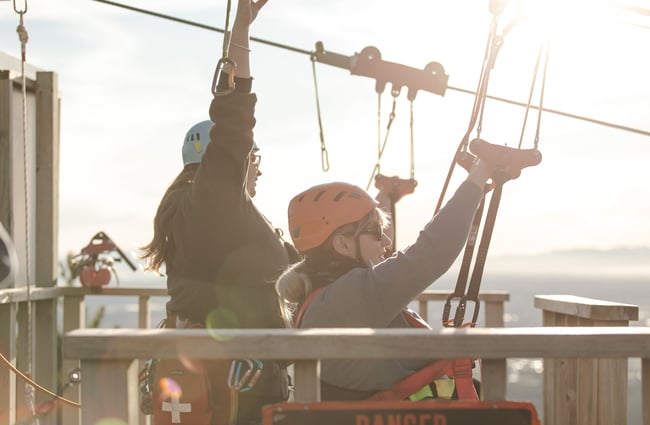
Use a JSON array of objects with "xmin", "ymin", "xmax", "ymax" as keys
[{"xmin": 140, "ymin": 164, "xmax": 199, "ymax": 275}]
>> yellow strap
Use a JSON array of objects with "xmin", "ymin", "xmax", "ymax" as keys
[
  {"xmin": 434, "ymin": 378, "xmax": 456, "ymax": 400},
  {"xmin": 408, "ymin": 384, "xmax": 433, "ymax": 401},
  {"xmin": 408, "ymin": 378, "xmax": 456, "ymax": 401}
]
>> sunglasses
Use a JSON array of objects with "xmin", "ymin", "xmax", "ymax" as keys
[
  {"xmin": 250, "ymin": 154, "xmax": 261, "ymax": 167},
  {"xmin": 357, "ymin": 222, "xmax": 384, "ymax": 241}
]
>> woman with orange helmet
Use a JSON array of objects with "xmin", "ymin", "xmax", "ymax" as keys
[{"xmin": 276, "ymin": 160, "xmax": 495, "ymax": 400}]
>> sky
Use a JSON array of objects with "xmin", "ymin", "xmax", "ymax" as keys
[{"xmin": 1, "ymin": 0, "xmax": 649, "ymax": 278}]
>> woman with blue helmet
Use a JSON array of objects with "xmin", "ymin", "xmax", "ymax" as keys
[{"xmin": 141, "ymin": 1, "xmax": 296, "ymax": 423}]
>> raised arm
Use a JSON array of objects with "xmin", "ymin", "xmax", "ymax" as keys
[{"xmin": 224, "ymin": 0, "xmax": 268, "ymax": 79}]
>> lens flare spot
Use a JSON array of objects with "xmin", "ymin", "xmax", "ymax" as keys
[
  {"xmin": 206, "ymin": 308, "xmax": 239, "ymax": 340},
  {"xmin": 159, "ymin": 377, "xmax": 183, "ymax": 400}
]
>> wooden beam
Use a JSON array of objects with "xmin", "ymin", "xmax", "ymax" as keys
[
  {"xmin": 534, "ymin": 295, "xmax": 638, "ymax": 321},
  {"xmin": 0, "ymin": 71, "xmax": 12, "ymax": 233},
  {"xmin": 35, "ymin": 71, "xmax": 59, "ymax": 289},
  {"xmin": 63, "ymin": 327, "xmax": 650, "ymax": 360},
  {"xmin": 79, "ymin": 359, "xmax": 138, "ymax": 424}
]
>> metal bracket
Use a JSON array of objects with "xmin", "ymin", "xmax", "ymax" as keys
[{"xmin": 312, "ymin": 41, "xmax": 449, "ymax": 101}]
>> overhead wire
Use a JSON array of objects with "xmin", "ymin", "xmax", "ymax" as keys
[{"xmin": 89, "ymin": 0, "xmax": 650, "ymax": 139}]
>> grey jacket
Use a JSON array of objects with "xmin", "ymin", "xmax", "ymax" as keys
[{"xmin": 299, "ymin": 180, "xmax": 484, "ymax": 392}]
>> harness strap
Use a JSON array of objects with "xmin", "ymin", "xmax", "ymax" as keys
[
  {"xmin": 452, "ymin": 359, "xmax": 480, "ymax": 400},
  {"xmin": 293, "ymin": 287, "xmax": 324, "ymax": 328},
  {"xmin": 401, "ymin": 310, "xmax": 479, "ymax": 401},
  {"xmin": 297, "ymin": 295, "xmax": 479, "ymax": 401},
  {"xmin": 368, "ymin": 359, "xmax": 453, "ymax": 401}
]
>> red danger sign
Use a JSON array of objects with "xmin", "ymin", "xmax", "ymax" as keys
[{"xmin": 263, "ymin": 400, "xmax": 540, "ymax": 425}]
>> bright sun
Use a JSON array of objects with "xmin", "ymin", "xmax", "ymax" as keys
[
  {"xmin": 508, "ymin": 0, "xmax": 638, "ymax": 38},
  {"xmin": 478, "ymin": 0, "xmax": 643, "ymax": 104}
]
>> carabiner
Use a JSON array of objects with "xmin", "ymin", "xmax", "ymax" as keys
[
  {"xmin": 211, "ymin": 57, "xmax": 237, "ymax": 96},
  {"xmin": 228, "ymin": 359, "xmax": 263, "ymax": 392}
]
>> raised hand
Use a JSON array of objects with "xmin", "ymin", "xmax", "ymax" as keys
[{"xmin": 236, "ymin": 0, "xmax": 269, "ymax": 25}]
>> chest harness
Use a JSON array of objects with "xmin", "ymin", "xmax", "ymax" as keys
[{"xmin": 294, "ymin": 287, "xmax": 480, "ymax": 402}]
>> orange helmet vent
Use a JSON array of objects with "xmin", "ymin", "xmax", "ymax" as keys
[{"xmin": 288, "ymin": 182, "xmax": 378, "ymax": 253}]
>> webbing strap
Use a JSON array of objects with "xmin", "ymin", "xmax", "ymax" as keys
[
  {"xmin": 368, "ymin": 360, "xmax": 453, "ymax": 401},
  {"xmin": 398, "ymin": 311, "xmax": 479, "ymax": 401},
  {"xmin": 293, "ymin": 287, "xmax": 324, "ymax": 328},
  {"xmin": 453, "ymin": 359, "xmax": 479, "ymax": 401}
]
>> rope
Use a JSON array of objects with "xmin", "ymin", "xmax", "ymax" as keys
[
  {"xmin": 366, "ymin": 92, "xmax": 398, "ymax": 191},
  {"xmin": 533, "ymin": 38, "xmax": 551, "ymax": 150},
  {"xmin": 376, "ymin": 92, "xmax": 381, "ymax": 175},
  {"xmin": 517, "ymin": 36, "xmax": 550, "ymax": 150},
  {"xmin": 13, "ymin": 1, "xmax": 40, "ymax": 422},
  {"xmin": 0, "ymin": 352, "xmax": 80, "ymax": 408},
  {"xmin": 211, "ymin": 0, "xmax": 236, "ymax": 96},
  {"xmin": 310, "ymin": 54, "xmax": 330, "ymax": 171},
  {"xmin": 435, "ymin": 13, "xmax": 502, "ymax": 214}
]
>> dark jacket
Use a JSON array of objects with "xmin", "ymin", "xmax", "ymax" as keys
[{"xmin": 163, "ymin": 77, "xmax": 295, "ymax": 423}]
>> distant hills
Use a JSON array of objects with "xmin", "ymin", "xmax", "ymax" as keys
[{"xmin": 484, "ymin": 246, "xmax": 650, "ymax": 278}]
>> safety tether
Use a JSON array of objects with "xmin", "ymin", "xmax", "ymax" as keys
[
  {"xmin": 12, "ymin": 1, "xmax": 39, "ymax": 422},
  {"xmin": 365, "ymin": 88, "xmax": 400, "ymax": 191},
  {"xmin": 440, "ymin": 0, "xmax": 545, "ymax": 329},
  {"xmin": 6, "ymin": 2, "xmax": 81, "ymax": 421},
  {"xmin": 364, "ymin": 86, "xmax": 419, "ymax": 251},
  {"xmin": 211, "ymin": 0, "xmax": 237, "ymax": 96},
  {"xmin": 309, "ymin": 53, "xmax": 330, "ymax": 171}
]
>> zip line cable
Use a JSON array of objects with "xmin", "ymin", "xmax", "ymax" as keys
[
  {"xmin": 91, "ymin": 0, "xmax": 311, "ymax": 55},
  {"xmin": 90, "ymin": 0, "xmax": 650, "ymax": 139}
]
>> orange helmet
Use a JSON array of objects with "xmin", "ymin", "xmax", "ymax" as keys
[{"xmin": 288, "ymin": 182, "xmax": 379, "ymax": 253}]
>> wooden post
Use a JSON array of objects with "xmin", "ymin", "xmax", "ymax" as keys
[
  {"xmin": 32, "ymin": 71, "xmax": 60, "ymax": 425},
  {"xmin": 293, "ymin": 360, "xmax": 321, "ymax": 402},
  {"xmin": 535, "ymin": 295, "xmax": 638, "ymax": 425},
  {"xmin": 138, "ymin": 295, "xmax": 151, "ymax": 329},
  {"xmin": 641, "ymin": 357, "xmax": 650, "ymax": 425},
  {"xmin": 0, "ymin": 302, "xmax": 17, "ymax": 425},
  {"xmin": 0, "ymin": 68, "xmax": 16, "ymax": 425},
  {"xmin": 34, "ymin": 71, "xmax": 59, "ymax": 290},
  {"xmin": 79, "ymin": 359, "xmax": 139, "ymax": 424},
  {"xmin": 416, "ymin": 290, "xmax": 509, "ymax": 400},
  {"xmin": 0, "ymin": 70, "xmax": 12, "ymax": 231},
  {"xmin": 62, "ymin": 295, "xmax": 84, "ymax": 425}
]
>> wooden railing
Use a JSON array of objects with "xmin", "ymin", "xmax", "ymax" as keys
[
  {"xmin": 4, "ymin": 286, "xmax": 648, "ymax": 425},
  {"xmin": 62, "ymin": 326, "xmax": 650, "ymax": 425},
  {"xmin": 0, "ymin": 287, "xmax": 505, "ymax": 425},
  {"xmin": 535, "ymin": 294, "xmax": 641, "ymax": 425},
  {"xmin": 0, "ymin": 286, "xmax": 165, "ymax": 425}
]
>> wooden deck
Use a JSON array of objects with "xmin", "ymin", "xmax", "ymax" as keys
[{"xmin": 2, "ymin": 286, "xmax": 649, "ymax": 425}]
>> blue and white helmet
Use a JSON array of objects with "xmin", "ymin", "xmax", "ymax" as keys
[
  {"xmin": 182, "ymin": 120, "xmax": 213, "ymax": 166},
  {"xmin": 182, "ymin": 120, "xmax": 259, "ymax": 166}
]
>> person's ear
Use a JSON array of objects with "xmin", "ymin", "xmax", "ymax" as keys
[{"xmin": 331, "ymin": 234, "xmax": 355, "ymax": 258}]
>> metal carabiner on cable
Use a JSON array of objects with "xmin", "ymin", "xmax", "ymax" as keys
[
  {"xmin": 211, "ymin": 0, "xmax": 237, "ymax": 96},
  {"xmin": 211, "ymin": 57, "xmax": 237, "ymax": 96}
]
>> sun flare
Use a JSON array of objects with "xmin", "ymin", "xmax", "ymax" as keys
[{"xmin": 509, "ymin": 0, "xmax": 638, "ymax": 38}]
